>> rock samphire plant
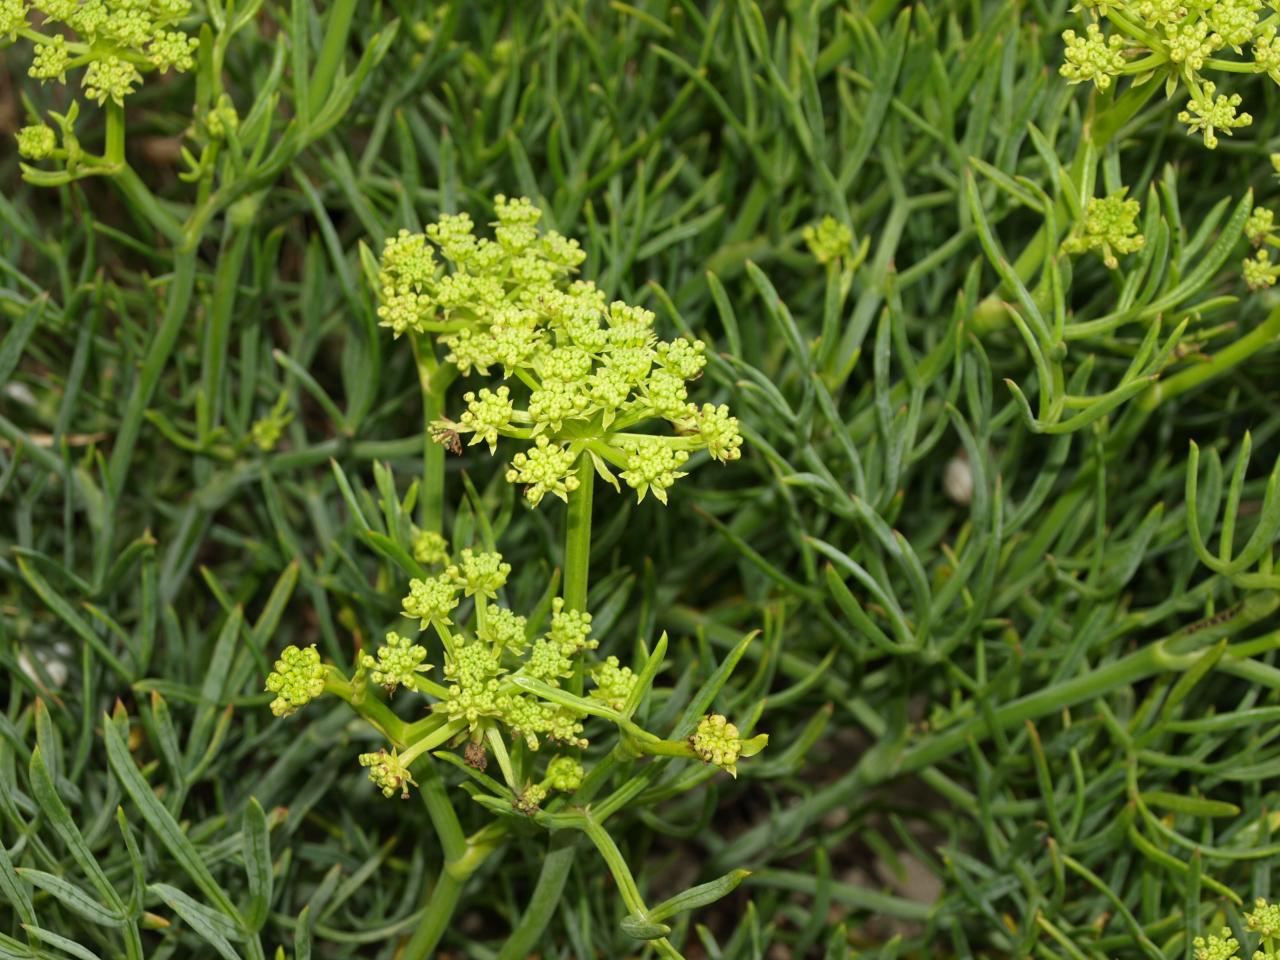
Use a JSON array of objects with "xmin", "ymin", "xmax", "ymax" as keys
[
  {"xmin": 265, "ymin": 196, "xmax": 764, "ymax": 958},
  {"xmin": 10, "ymin": 3, "xmax": 1280, "ymax": 958}
]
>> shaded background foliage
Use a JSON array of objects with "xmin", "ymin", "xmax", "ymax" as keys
[{"xmin": 4, "ymin": 0, "xmax": 1280, "ymax": 957}]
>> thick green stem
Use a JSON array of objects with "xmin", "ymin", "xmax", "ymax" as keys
[
  {"xmin": 400, "ymin": 817, "xmax": 507, "ymax": 958},
  {"xmin": 411, "ymin": 333, "xmax": 451, "ymax": 535},
  {"xmin": 563, "ymin": 456, "xmax": 595, "ymax": 614},
  {"xmin": 111, "ymin": 166, "xmax": 184, "ymax": 246},
  {"xmin": 1138, "ymin": 304, "xmax": 1280, "ymax": 413},
  {"xmin": 400, "ymin": 869, "xmax": 465, "ymax": 958},
  {"xmin": 323, "ymin": 669, "xmax": 407, "ymax": 744},
  {"xmin": 565, "ymin": 456, "xmax": 595, "ymax": 697},
  {"xmin": 716, "ymin": 590, "xmax": 1280, "ymax": 869},
  {"xmin": 399, "ymin": 332, "xmax": 466, "ymax": 957},
  {"xmin": 488, "ymin": 459, "xmax": 597, "ymax": 959},
  {"xmin": 397, "ymin": 741, "xmax": 472, "ymax": 960},
  {"xmin": 104, "ymin": 102, "xmax": 125, "ymax": 166}
]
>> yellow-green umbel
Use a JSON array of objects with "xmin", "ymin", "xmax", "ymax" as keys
[
  {"xmin": 373, "ymin": 195, "xmax": 744, "ymax": 509},
  {"xmin": 691, "ymin": 714, "xmax": 743, "ymax": 777},
  {"xmin": 361, "ymin": 632, "xmax": 431, "ymax": 695},
  {"xmin": 1059, "ymin": 24, "xmax": 1126, "ymax": 90},
  {"xmin": 1191, "ymin": 928, "xmax": 1239, "ymax": 960},
  {"xmin": 359, "ymin": 748, "xmax": 417, "ymax": 799},
  {"xmin": 1061, "ymin": 191, "xmax": 1145, "ymax": 269},
  {"xmin": 265, "ymin": 645, "xmax": 326, "ymax": 718}
]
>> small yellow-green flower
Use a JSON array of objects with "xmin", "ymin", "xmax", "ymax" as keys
[
  {"xmin": 1246, "ymin": 897, "xmax": 1280, "ymax": 938},
  {"xmin": 1165, "ymin": 19, "xmax": 1216, "ymax": 71},
  {"xmin": 691, "ymin": 403, "xmax": 744, "ymax": 463},
  {"xmin": 1246, "ymin": 207, "xmax": 1275, "ymax": 245},
  {"xmin": 619, "ymin": 438, "xmax": 688, "ymax": 504},
  {"xmin": 16, "ymin": 124, "xmax": 56, "ymax": 161},
  {"xmin": 147, "ymin": 29, "xmax": 198, "ymax": 72},
  {"xmin": 691, "ymin": 714, "xmax": 743, "ymax": 777},
  {"xmin": 83, "ymin": 56, "xmax": 143, "ymax": 105},
  {"xmin": 803, "ymin": 215, "xmax": 853, "ymax": 264},
  {"xmin": 0, "ymin": 0, "xmax": 27, "ymax": 39},
  {"xmin": 545, "ymin": 755, "xmax": 583, "ymax": 792},
  {"xmin": 479, "ymin": 603, "xmax": 527, "ymax": 652},
  {"xmin": 361, "ymin": 631, "xmax": 431, "ymax": 694},
  {"xmin": 402, "ymin": 571, "xmax": 462, "ymax": 628},
  {"xmin": 265, "ymin": 645, "xmax": 326, "ymax": 717},
  {"xmin": 1192, "ymin": 928, "xmax": 1239, "ymax": 960},
  {"xmin": 411, "ymin": 528, "xmax": 449, "ymax": 566},
  {"xmin": 458, "ymin": 549, "xmax": 511, "ymax": 599},
  {"xmin": 30, "ymin": 35, "xmax": 71, "ymax": 83},
  {"xmin": 1178, "ymin": 82, "xmax": 1252, "ymax": 149},
  {"xmin": 1060, "ymin": 23, "xmax": 1127, "ymax": 89},
  {"xmin": 590, "ymin": 656, "xmax": 636, "ymax": 711},
  {"xmin": 1256, "ymin": 27, "xmax": 1280, "ymax": 82},
  {"xmin": 1244, "ymin": 250, "xmax": 1278, "ymax": 290},
  {"xmin": 458, "ymin": 387, "xmax": 514, "ymax": 453},
  {"xmin": 506, "ymin": 436, "xmax": 580, "ymax": 506},
  {"xmin": 514, "ymin": 782, "xmax": 548, "ymax": 814},
  {"xmin": 1061, "ymin": 190, "xmax": 1145, "ymax": 269},
  {"xmin": 359, "ymin": 748, "xmax": 417, "ymax": 799}
]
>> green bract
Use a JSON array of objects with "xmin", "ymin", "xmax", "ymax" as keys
[{"xmin": 372, "ymin": 196, "xmax": 743, "ymax": 506}]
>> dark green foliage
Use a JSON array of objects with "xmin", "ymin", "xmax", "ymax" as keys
[{"xmin": 3, "ymin": 1, "xmax": 1280, "ymax": 958}]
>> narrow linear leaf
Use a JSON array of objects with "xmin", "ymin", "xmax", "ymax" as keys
[{"xmin": 103, "ymin": 715, "xmax": 242, "ymax": 923}]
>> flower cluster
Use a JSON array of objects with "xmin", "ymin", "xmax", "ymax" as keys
[
  {"xmin": 589, "ymin": 656, "xmax": 636, "ymax": 711},
  {"xmin": 1060, "ymin": 23, "xmax": 1127, "ymax": 90},
  {"xmin": 249, "ymin": 395, "xmax": 292, "ymax": 452},
  {"xmin": 803, "ymin": 215, "xmax": 854, "ymax": 264},
  {"xmin": 1060, "ymin": 190, "xmax": 1146, "ymax": 269},
  {"xmin": 411, "ymin": 527, "xmax": 450, "ymax": 566},
  {"xmin": 265, "ymin": 645, "xmax": 327, "ymax": 718},
  {"xmin": 511, "ymin": 755, "xmax": 587, "ymax": 815},
  {"xmin": 1248, "ymin": 898, "xmax": 1280, "ymax": 940},
  {"xmin": 441, "ymin": 590, "xmax": 600, "ymax": 753},
  {"xmin": 1242, "ymin": 204, "xmax": 1280, "ymax": 290},
  {"xmin": 1190, "ymin": 899, "xmax": 1280, "ymax": 960},
  {"xmin": 15, "ymin": 123, "xmax": 56, "ymax": 160},
  {"xmin": 266, "ymin": 552, "xmax": 762, "ymax": 804},
  {"xmin": 10, "ymin": 0, "xmax": 199, "ymax": 160},
  {"xmin": 1058, "ymin": 0, "xmax": 1276, "ymax": 147},
  {"xmin": 1178, "ymin": 82, "xmax": 1251, "ymax": 149},
  {"xmin": 268, "ymin": 544, "xmax": 722, "ymax": 801},
  {"xmin": 1192, "ymin": 928, "xmax": 1239, "ymax": 960},
  {"xmin": 361, "ymin": 631, "xmax": 431, "ymax": 694},
  {"xmin": 359, "ymin": 748, "xmax": 417, "ymax": 799},
  {"xmin": 691, "ymin": 713, "xmax": 744, "ymax": 777},
  {"xmin": 374, "ymin": 197, "xmax": 743, "ymax": 506}
]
